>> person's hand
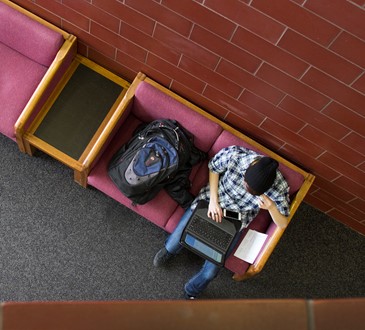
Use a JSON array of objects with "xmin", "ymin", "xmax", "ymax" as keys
[
  {"xmin": 258, "ymin": 194, "xmax": 289, "ymax": 229},
  {"xmin": 257, "ymin": 194, "xmax": 275, "ymax": 211},
  {"xmin": 208, "ymin": 201, "xmax": 222, "ymax": 222}
]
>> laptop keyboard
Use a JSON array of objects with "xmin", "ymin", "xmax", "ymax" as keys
[{"xmin": 189, "ymin": 215, "xmax": 232, "ymax": 250}]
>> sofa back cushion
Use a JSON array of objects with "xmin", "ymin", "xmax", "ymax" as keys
[
  {"xmin": 132, "ymin": 81, "xmax": 223, "ymax": 153},
  {"xmin": 0, "ymin": 2, "xmax": 64, "ymax": 67}
]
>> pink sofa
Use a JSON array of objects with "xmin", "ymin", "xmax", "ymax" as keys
[
  {"xmin": 0, "ymin": 0, "xmax": 76, "ymax": 149},
  {"xmin": 85, "ymin": 73, "xmax": 315, "ymax": 280}
]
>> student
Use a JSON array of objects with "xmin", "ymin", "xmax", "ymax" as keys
[{"xmin": 153, "ymin": 145, "xmax": 290, "ymax": 299}]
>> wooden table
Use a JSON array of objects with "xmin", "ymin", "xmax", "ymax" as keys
[{"xmin": 23, "ymin": 55, "xmax": 130, "ymax": 185}]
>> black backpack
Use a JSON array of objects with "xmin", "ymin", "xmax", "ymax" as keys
[{"xmin": 108, "ymin": 119, "xmax": 203, "ymax": 206}]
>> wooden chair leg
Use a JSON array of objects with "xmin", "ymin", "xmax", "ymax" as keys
[
  {"xmin": 24, "ymin": 140, "xmax": 36, "ymax": 156},
  {"xmin": 232, "ymin": 266, "xmax": 260, "ymax": 281},
  {"xmin": 16, "ymin": 135, "xmax": 26, "ymax": 153},
  {"xmin": 74, "ymin": 170, "xmax": 88, "ymax": 188},
  {"xmin": 233, "ymin": 272, "xmax": 254, "ymax": 281}
]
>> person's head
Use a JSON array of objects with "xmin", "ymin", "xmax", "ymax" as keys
[{"xmin": 244, "ymin": 157, "xmax": 279, "ymax": 195}]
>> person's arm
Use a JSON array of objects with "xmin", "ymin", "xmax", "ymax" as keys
[
  {"xmin": 258, "ymin": 194, "xmax": 289, "ymax": 229},
  {"xmin": 207, "ymin": 146, "xmax": 237, "ymax": 222},
  {"xmin": 207, "ymin": 171, "xmax": 223, "ymax": 222}
]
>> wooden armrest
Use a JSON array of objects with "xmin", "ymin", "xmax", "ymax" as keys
[{"xmin": 78, "ymin": 72, "xmax": 147, "ymax": 184}]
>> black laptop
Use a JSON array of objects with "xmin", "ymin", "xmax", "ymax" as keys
[{"xmin": 180, "ymin": 201, "xmax": 240, "ymax": 266}]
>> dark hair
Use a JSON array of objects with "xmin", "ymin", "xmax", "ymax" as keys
[{"xmin": 244, "ymin": 157, "xmax": 278, "ymax": 195}]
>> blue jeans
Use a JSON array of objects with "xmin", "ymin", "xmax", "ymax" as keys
[{"xmin": 165, "ymin": 207, "xmax": 240, "ymax": 297}]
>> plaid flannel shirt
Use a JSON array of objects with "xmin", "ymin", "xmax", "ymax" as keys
[{"xmin": 191, "ymin": 146, "xmax": 290, "ymax": 228}]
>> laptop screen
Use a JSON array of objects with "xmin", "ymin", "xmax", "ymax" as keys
[{"xmin": 184, "ymin": 233, "xmax": 223, "ymax": 263}]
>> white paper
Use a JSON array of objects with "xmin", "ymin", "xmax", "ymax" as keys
[{"xmin": 234, "ymin": 230, "xmax": 268, "ymax": 263}]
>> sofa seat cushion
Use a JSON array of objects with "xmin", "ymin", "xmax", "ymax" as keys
[
  {"xmin": 225, "ymin": 210, "xmax": 271, "ymax": 274},
  {"xmin": 88, "ymin": 115, "xmax": 185, "ymax": 229},
  {"xmin": 164, "ymin": 159, "xmax": 210, "ymax": 232},
  {"xmin": 0, "ymin": 2, "xmax": 63, "ymax": 67},
  {"xmin": 132, "ymin": 81, "xmax": 223, "ymax": 153},
  {"xmin": 0, "ymin": 42, "xmax": 47, "ymax": 139}
]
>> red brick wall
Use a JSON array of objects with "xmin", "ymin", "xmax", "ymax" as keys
[{"xmin": 12, "ymin": 0, "xmax": 365, "ymax": 234}]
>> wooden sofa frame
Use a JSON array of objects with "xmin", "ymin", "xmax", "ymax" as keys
[{"xmin": 80, "ymin": 72, "xmax": 315, "ymax": 280}]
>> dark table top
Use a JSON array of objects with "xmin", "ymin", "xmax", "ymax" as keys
[{"xmin": 35, "ymin": 64, "xmax": 123, "ymax": 160}]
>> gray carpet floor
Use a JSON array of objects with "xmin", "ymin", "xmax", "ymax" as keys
[{"xmin": 1, "ymin": 134, "xmax": 364, "ymax": 302}]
